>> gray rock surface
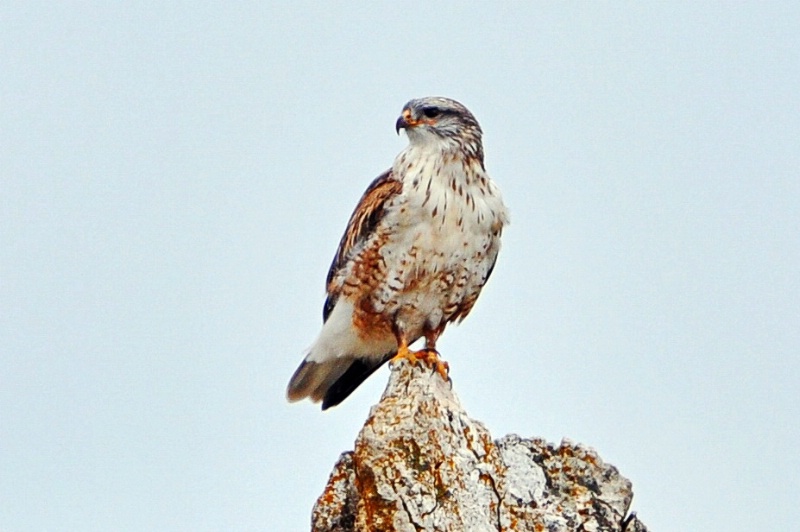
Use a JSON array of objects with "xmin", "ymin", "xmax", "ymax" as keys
[{"xmin": 312, "ymin": 360, "xmax": 649, "ymax": 531}]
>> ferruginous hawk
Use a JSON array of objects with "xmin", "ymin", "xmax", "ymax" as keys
[{"xmin": 287, "ymin": 97, "xmax": 509, "ymax": 409}]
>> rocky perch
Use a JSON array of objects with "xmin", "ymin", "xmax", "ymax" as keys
[{"xmin": 312, "ymin": 361, "xmax": 649, "ymax": 532}]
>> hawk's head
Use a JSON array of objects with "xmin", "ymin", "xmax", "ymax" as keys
[{"xmin": 395, "ymin": 97, "xmax": 483, "ymax": 158}]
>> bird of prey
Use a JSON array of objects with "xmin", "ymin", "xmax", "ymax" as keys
[{"xmin": 286, "ymin": 97, "xmax": 509, "ymax": 410}]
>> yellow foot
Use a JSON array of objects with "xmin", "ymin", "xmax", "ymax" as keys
[
  {"xmin": 389, "ymin": 342, "xmax": 419, "ymax": 367},
  {"xmin": 418, "ymin": 349, "xmax": 450, "ymax": 381},
  {"xmin": 390, "ymin": 346, "xmax": 449, "ymax": 381}
]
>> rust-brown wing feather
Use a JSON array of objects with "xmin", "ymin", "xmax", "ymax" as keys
[{"xmin": 322, "ymin": 170, "xmax": 403, "ymax": 322}]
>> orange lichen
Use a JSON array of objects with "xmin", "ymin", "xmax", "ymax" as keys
[{"xmin": 312, "ymin": 361, "xmax": 643, "ymax": 531}]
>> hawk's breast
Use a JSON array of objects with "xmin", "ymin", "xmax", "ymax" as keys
[{"xmin": 366, "ymin": 147, "xmax": 507, "ymax": 332}]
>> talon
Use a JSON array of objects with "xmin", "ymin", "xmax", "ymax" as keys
[
  {"xmin": 434, "ymin": 359, "xmax": 450, "ymax": 381},
  {"xmin": 419, "ymin": 348, "xmax": 449, "ymax": 381}
]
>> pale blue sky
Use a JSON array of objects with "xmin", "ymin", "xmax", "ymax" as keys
[{"xmin": 2, "ymin": 3, "xmax": 798, "ymax": 531}]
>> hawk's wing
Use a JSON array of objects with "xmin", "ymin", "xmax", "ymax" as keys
[{"xmin": 323, "ymin": 169, "xmax": 403, "ymax": 322}]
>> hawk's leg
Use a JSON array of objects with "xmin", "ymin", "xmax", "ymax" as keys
[{"xmin": 420, "ymin": 327, "xmax": 450, "ymax": 381}]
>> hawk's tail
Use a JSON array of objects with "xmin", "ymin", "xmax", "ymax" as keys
[{"xmin": 286, "ymin": 354, "xmax": 392, "ymax": 410}]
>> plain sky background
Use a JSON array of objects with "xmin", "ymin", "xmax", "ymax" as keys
[{"xmin": 2, "ymin": 3, "xmax": 798, "ymax": 531}]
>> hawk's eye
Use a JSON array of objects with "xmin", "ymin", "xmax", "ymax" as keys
[{"xmin": 421, "ymin": 107, "xmax": 441, "ymax": 119}]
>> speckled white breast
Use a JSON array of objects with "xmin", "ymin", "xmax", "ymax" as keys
[{"xmin": 372, "ymin": 143, "xmax": 509, "ymax": 336}]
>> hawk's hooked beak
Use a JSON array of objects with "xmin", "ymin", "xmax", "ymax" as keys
[
  {"xmin": 395, "ymin": 116, "xmax": 407, "ymax": 135},
  {"xmin": 395, "ymin": 109, "xmax": 417, "ymax": 135}
]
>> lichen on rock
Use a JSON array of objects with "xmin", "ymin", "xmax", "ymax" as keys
[{"xmin": 312, "ymin": 361, "xmax": 649, "ymax": 532}]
